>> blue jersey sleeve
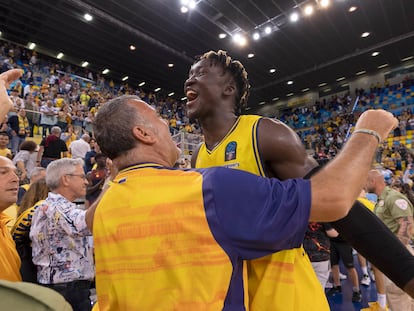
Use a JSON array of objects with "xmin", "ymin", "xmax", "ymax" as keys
[{"xmin": 200, "ymin": 167, "xmax": 311, "ymax": 260}]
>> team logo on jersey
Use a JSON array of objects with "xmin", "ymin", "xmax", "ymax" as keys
[
  {"xmin": 395, "ymin": 199, "xmax": 409, "ymax": 210},
  {"xmin": 224, "ymin": 141, "xmax": 237, "ymax": 161}
]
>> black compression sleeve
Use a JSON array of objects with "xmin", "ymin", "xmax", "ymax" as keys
[
  {"xmin": 332, "ymin": 200, "xmax": 414, "ymax": 289},
  {"xmin": 303, "ymin": 166, "xmax": 414, "ymax": 289}
]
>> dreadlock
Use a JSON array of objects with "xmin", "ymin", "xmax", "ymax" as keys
[{"xmin": 197, "ymin": 50, "xmax": 250, "ymax": 115}]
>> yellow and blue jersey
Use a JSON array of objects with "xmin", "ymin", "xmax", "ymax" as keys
[
  {"xmin": 195, "ymin": 115, "xmax": 328, "ymax": 310},
  {"xmin": 93, "ymin": 163, "xmax": 311, "ymax": 310}
]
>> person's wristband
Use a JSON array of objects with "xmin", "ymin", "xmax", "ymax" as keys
[{"xmin": 353, "ymin": 129, "xmax": 382, "ymax": 143}]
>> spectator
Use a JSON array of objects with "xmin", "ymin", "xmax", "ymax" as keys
[
  {"xmin": 39, "ymin": 100, "xmax": 57, "ymax": 137},
  {"xmin": 11, "ymin": 178, "xmax": 49, "ymax": 282},
  {"xmin": 366, "ymin": 170, "xmax": 414, "ymax": 310},
  {"xmin": 0, "ymin": 156, "xmax": 21, "ymax": 281},
  {"xmin": 69, "ymin": 134, "xmax": 90, "ymax": 160},
  {"xmin": 8, "ymin": 108, "xmax": 29, "ymax": 155},
  {"xmin": 37, "ymin": 126, "xmax": 68, "ymax": 168},
  {"xmin": 0, "ymin": 131, "xmax": 12, "ymax": 159},
  {"xmin": 30, "ymin": 158, "xmax": 94, "ymax": 311},
  {"xmin": 13, "ymin": 140, "xmax": 37, "ymax": 184},
  {"xmin": 85, "ymin": 153, "xmax": 107, "ymax": 207},
  {"xmin": 303, "ymin": 222, "xmax": 332, "ymax": 289}
]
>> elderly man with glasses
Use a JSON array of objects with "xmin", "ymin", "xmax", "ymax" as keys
[{"xmin": 30, "ymin": 158, "xmax": 94, "ymax": 311}]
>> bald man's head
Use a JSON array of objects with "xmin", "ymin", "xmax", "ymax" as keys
[{"xmin": 366, "ymin": 169, "xmax": 386, "ymax": 195}]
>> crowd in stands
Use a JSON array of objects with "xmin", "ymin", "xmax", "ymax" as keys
[{"xmin": 2, "ymin": 40, "xmax": 414, "ymax": 182}]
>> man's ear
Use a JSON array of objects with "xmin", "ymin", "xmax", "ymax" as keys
[{"xmin": 132, "ymin": 125, "xmax": 156, "ymax": 144}]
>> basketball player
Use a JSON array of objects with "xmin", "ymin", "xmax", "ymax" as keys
[{"xmin": 186, "ymin": 50, "xmax": 414, "ymax": 309}]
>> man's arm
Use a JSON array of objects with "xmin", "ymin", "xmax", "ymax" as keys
[
  {"xmin": 257, "ymin": 111, "xmax": 414, "ymax": 296},
  {"xmin": 0, "ymin": 69, "xmax": 23, "ymax": 121},
  {"xmin": 396, "ymin": 216, "xmax": 414, "ymax": 246}
]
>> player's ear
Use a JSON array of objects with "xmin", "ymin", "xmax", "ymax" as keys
[{"xmin": 224, "ymin": 83, "xmax": 236, "ymax": 96}]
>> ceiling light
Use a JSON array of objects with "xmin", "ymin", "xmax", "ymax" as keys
[
  {"xmin": 181, "ymin": 0, "xmax": 189, "ymax": 4},
  {"xmin": 253, "ymin": 32, "xmax": 260, "ymax": 40},
  {"xmin": 269, "ymin": 68, "xmax": 276, "ymax": 73},
  {"xmin": 81, "ymin": 61, "xmax": 89, "ymax": 67},
  {"xmin": 324, "ymin": 88, "xmax": 332, "ymax": 92},
  {"xmin": 188, "ymin": 0, "xmax": 196, "ymax": 9},
  {"xmin": 341, "ymin": 83, "xmax": 349, "ymax": 87},
  {"xmin": 245, "ymin": 107, "xmax": 251, "ymax": 110},
  {"xmin": 84, "ymin": 13, "xmax": 93, "ymax": 21},
  {"xmin": 361, "ymin": 32, "xmax": 370, "ymax": 38},
  {"xmin": 302, "ymin": 88, "xmax": 310, "ymax": 92},
  {"xmin": 181, "ymin": 97, "xmax": 187, "ymax": 101},
  {"xmin": 181, "ymin": 6, "xmax": 189, "ymax": 13},
  {"xmin": 130, "ymin": 45, "xmax": 136, "ymax": 51},
  {"xmin": 287, "ymin": 93, "xmax": 294, "ymax": 97},
  {"xmin": 102, "ymin": 69, "xmax": 110, "ymax": 74},
  {"xmin": 378, "ymin": 63, "xmax": 389, "ymax": 69},
  {"xmin": 272, "ymin": 97, "xmax": 279, "ymax": 101},
  {"xmin": 219, "ymin": 33, "xmax": 227, "ymax": 39},
  {"xmin": 154, "ymin": 87, "xmax": 161, "ymax": 92},
  {"xmin": 336, "ymin": 77, "xmax": 345, "ymax": 81},
  {"xmin": 287, "ymin": 80, "xmax": 293, "ymax": 85},
  {"xmin": 233, "ymin": 33, "xmax": 247, "ymax": 46},
  {"xmin": 304, "ymin": 5, "xmax": 314, "ymax": 16},
  {"xmin": 168, "ymin": 63, "xmax": 174, "ymax": 68},
  {"xmin": 56, "ymin": 52, "xmax": 64, "ymax": 59},
  {"xmin": 264, "ymin": 26, "xmax": 272, "ymax": 35},
  {"xmin": 122, "ymin": 76, "xmax": 129, "ymax": 81},
  {"xmin": 402, "ymin": 56, "xmax": 414, "ymax": 62},
  {"xmin": 290, "ymin": 12, "xmax": 299, "ymax": 23},
  {"xmin": 259, "ymin": 101, "xmax": 266, "ymax": 105},
  {"xmin": 139, "ymin": 82, "xmax": 145, "ymax": 87},
  {"xmin": 28, "ymin": 42, "xmax": 36, "ymax": 50},
  {"xmin": 405, "ymin": 64, "xmax": 414, "ymax": 69},
  {"xmin": 349, "ymin": 6, "xmax": 357, "ymax": 12},
  {"xmin": 371, "ymin": 51, "xmax": 380, "ymax": 57},
  {"xmin": 0, "ymin": 31, "xmax": 2, "ymax": 37},
  {"xmin": 168, "ymin": 92, "xmax": 175, "ymax": 97},
  {"xmin": 356, "ymin": 70, "xmax": 366, "ymax": 75},
  {"xmin": 248, "ymin": 53, "xmax": 255, "ymax": 58},
  {"xmin": 318, "ymin": 82, "xmax": 327, "ymax": 87},
  {"xmin": 320, "ymin": 0, "xmax": 330, "ymax": 8}
]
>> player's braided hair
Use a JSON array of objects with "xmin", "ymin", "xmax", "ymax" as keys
[{"xmin": 198, "ymin": 50, "xmax": 250, "ymax": 115}]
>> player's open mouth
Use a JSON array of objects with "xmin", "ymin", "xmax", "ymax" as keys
[{"xmin": 186, "ymin": 90, "xmax": 198, "ymax": 102}]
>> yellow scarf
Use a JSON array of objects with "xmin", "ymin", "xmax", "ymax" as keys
[{"xmin": 18, "ymin": 115, "xmax": 29, "ymax": 136}]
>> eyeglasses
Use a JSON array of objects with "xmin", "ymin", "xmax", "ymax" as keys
[{"xmin": 66, "ymin": 173, "xmax": 87, "ymax": 180}]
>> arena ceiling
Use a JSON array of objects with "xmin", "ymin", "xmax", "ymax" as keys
[{"xmin": 0, "ymin": 0, "xmax": 413, "ymax": 109}]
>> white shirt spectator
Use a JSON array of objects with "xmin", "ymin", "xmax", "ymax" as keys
[{"xmin": 69, "ymin": 134, "xmax": 91, "ymax": 159}]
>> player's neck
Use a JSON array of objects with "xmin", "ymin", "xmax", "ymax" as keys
[{"xmin": 201, "ymin": 114, "xmax": 238, "ymax": 149}]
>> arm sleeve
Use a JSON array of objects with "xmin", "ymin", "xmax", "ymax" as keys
[
  {"xmin": 201, "ymin": 167, "xmax": 311, "ymax": 260},
  {"xmin": 332, "ymin": 200, "xmax": 414, "ymax": 289},
  {"xmin": 59, "ymin": 207, "xmax": 91, "ymax": 237}
]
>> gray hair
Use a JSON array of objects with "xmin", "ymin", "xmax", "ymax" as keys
[
  {"xmin": 30, "ymin": 167, "xmax": 45, "ymax": 179},
  {"xmin": 51, "ymin": 126, "xmax": 62, "ymax": 135},
  {"xmin": 81, "ymin": 134, "xmax": 90, "ymax": 142},
  {"xmin": 93, "ymin": 95, "xmax": 146, "ymax": 159},
  {"xmin": 46, "ymin": 158, "xmax": 84, "ymax": 190}
]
